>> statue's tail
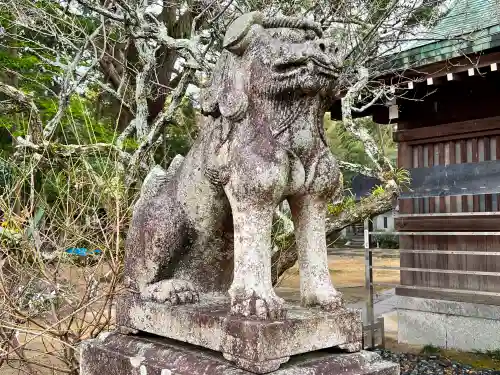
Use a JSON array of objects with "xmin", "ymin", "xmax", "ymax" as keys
[{"xmin": 140, "ymin": 155, "xmax": 185, "ymax": 199}]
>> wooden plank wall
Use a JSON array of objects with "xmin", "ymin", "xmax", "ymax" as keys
[{"xmin": 396, "ymin": 133, "xmax": 500, "ymax": 305}]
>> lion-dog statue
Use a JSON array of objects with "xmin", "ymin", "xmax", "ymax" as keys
[{"xmin": 124, "ymin": 12, "xmax": 344, "ymax": 320}]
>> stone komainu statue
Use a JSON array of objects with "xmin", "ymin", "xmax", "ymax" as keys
[{"xmin": 124, "ymin": 12, "xmax": 344, "ymax": 319}]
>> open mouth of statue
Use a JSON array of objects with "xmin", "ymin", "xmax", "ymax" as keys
[
  {"xmin": 273, "ymin": 57, "xmax": 337, "ymax": 78},
  {"xmin": 273, "ymin": 58, "xmax": 308, "ymax": 74}
]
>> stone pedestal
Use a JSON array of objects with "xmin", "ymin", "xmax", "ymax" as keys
[
  {"xmin": 80, "ymin": 332, "xmax": 399, "ymax": 375},
  {"xmin": 116, "ymin": 294, "xmax": 363, "ymax": 373}
]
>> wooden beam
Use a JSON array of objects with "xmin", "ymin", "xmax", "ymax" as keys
[
  {"xmin": 395, "ymin": 216, "xmax": 500, "ymax": 231},
  {"xmin": 393, "ymin": 116, "xmax": 500, "ymax": 143},
  {"xmin": 407, "ymin": 129, "xmax": 500, "ymax": 145},
  {"xmin": 446, "ymin": 72, "xmax": 464, "ymax": 82}
]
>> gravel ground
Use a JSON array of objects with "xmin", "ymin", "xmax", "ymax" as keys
[{"xmin": 375, "ymin": 349, "xmax": 500, "ymax": 375}]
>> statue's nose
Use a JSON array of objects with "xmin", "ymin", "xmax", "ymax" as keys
[
  {"xmin": 316, "ymin": 39, "xmax": 339, "ymax": 56},
  {"xmin": 315, "ymin": 39, "xmax": 341, "ymax": 68},
  {"xmin": 300, "ymin": 40, "xmax": 330, "ymax": 57},
  {"xmin": 316, "ymin": 40, "xmax": 327, "ymax": 53}
]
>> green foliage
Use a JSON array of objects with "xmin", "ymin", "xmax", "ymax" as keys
[
  {"xmin": 159, "ymin": 96, "xmax": 199, "ymax": 165},
  {"xmin": 476, "ymin": 350, "xmax": 500, "ymax": 362},
  {"xmin": 422, "ymin": 345, "xmax": 442, "ymax": 355},
  {"xmin": 373, "ymin": 233, "xmax": 398, "ymax": 249},
  {"xmin": 382, "ymin": 167, "xmax": 412, "ymax": 190},
  {"xmin": 371, "ymin": 185, "xmax": 385, "ymax": 196},
  {"xmin": 324, "ymin": 114, "xmax": 397, "ymax": 185},
  {"xmin": 0, "ymin": 157, "xmax": 13, "ymax": 187},
  {"xmin": 271, "ymin": 218, "xmax": 295, "ymax": 250},
  {"xmin": 327, "ymin": 191, "xmax": 356, "ymax": 216}
]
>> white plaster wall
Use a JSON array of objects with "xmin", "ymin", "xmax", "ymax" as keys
[{"xmin": 372, "ymin": 212, "xmax": 394, "ymax": 232}]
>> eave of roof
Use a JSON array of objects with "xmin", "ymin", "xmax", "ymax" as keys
[{"xmin": 381, "ymin": 0, "xmax": 500, "ymax": 71}]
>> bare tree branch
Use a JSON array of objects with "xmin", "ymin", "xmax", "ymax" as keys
[
  {"xmin": 341, "ymin": 68, "xmax": 393, "ymax": 174},
  {"xmin": 132, "ymin": 40, "xmax": 159, "ymax": 139},
  {"xmin": 338, "ymin": 160, "xmax": 378, "ymax": 178},
  {"xmin": 14, "ymin": 137, "xmax": 148, "ymax": 172},
  {"xmin": 326, "ymin": 185, "xmax": 397, "ymax": 234},
  {"xmin": 43, "ymin": 24, "xmax": 105, "ymax": 140},
  {"xmin": 126, "ymin": 69, "xmax": 194, "ymax": 185},
  {"xmin": 351, "ymin": 88, "xmax": 385, "ymax": 113},
  {"xmin": 74, "ymin": 0, "xmax": 126, "ymax": 22},
  {"xmin": 94, "ymin": 80, "xmax": 135, "ymax": 117}
]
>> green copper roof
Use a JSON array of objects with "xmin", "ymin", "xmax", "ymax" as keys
[{"xmin": 387, "ymin": 0, "xmax": 500, "ymax": 69}]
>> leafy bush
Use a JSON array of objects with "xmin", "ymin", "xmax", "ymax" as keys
[{"xmin": 373, "ymin": 233, "xmax": 399, "ymax": 249}]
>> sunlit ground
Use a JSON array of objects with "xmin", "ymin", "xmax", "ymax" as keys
[{"xmin": 276, "ymin": 249, "xmax": 400, "ymax": 304}]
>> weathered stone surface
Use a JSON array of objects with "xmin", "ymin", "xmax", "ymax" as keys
[
  {"xmin": 122, "ymin": 10, "xmax": 346, "ymax": 322},
  {"xmin": 117, "ymin": 294, "xmax": 362, "ymax": 372},
  {"xmin": 80, "ymin": 332, "xmax": 399, "ymax": 375}
]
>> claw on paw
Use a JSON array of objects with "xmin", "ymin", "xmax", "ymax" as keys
[
  {"xmin": 141, "ymin": 279, "xmax": 200, "ymax": 305},
  {"xmin": 301, "ymin": 289, "xmax": 344, "ymax": 311},
  {"xmin": 229, "ymin": 287, "xmax": 286, "ymax": 320}
]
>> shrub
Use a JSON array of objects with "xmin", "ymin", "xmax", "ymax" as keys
[{"xmin": 373, "ymin": 233, "xmax": 399, "ymax": 249}]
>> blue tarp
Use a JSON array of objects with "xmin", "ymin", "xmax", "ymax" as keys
[{"xmin": 65, "ymin": 248, "xmax": 102, "ymax": 257}]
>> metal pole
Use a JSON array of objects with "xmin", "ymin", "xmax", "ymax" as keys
[
  {"xmin": 364, "ymin": 218, "xmax": 375, "ymax": 349},
  {"xmin": 379, "ymin": 317, "xmax": 386, "ymax": 348}
]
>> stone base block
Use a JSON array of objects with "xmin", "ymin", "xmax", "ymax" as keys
[
  {"xmin": 80, "ymin": 332, "xmax": 399, "ymax": 375},
  {"xmin": 116, "ymin": 294, "xmax": 362, "ymax": 372},
  {"xmin": 398, "ymin": 296, "xmax": 500, "ymax": 351}
]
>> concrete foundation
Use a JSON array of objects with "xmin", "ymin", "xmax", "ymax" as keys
[
  {"xmin": 398, "ymin": 296, "xmax": 500, "ymax": 351},
  {"xmin": 80, "ymin": 332, "xmax": 399, "ymax": 375}
]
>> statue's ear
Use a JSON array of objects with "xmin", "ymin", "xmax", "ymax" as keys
[
  {"xmin": 201, "ymin": 12, "xmax": 264, "ymax": 121},
  {"xmin": 200, "ymin": 52, "xmax": 226, "ymax": 117},
  {"xmin": 217, "ymin": 52, "xmax": 247, "ymax": 121},
  {"xmin": 223, "ymin": 11, "xmax": 263, "ymax": 55},
  {"xmin": 200, "ymin": 51, "xmax": 248, "ymax": 122}
]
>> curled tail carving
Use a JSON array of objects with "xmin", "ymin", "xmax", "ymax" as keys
[{"xmin": 140, "ymin": 155, "xmax": 185, "ymax": 199}]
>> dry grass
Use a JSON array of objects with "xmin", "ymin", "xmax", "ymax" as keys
[
  {"xmin": 0, "ymin": 260, "xmax": 121, "ymax": 375},
  {"xmin": 0, "ymin": 150, "xmax": 130, "ymax": 375}
]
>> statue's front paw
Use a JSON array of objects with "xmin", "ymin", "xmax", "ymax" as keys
[
  {"xmin": 301, "ymin": 288, "xmax": 344, "ymax": 311},
  {"xmin": 141, "ymin": 279, "xmax": 200, "ymax": 304},
  {"xmin": 229, "ymin": 286, "xmax": 286, "ymax": 320}
]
